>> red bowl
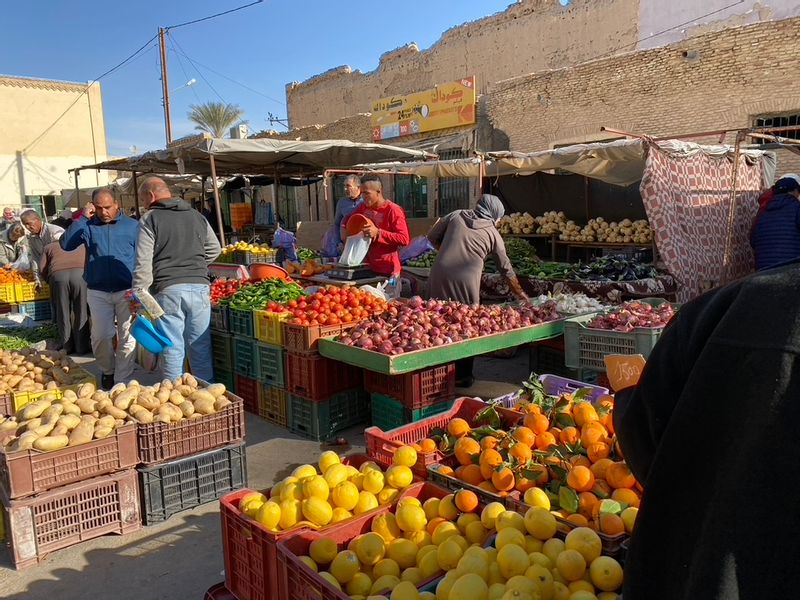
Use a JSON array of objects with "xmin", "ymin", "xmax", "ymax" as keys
[{"xmin": 345, "ymin": 213, "xmax": 373, "ymax": 237}]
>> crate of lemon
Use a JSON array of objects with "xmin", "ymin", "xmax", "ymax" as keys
[
  {"xmin": 220, "ymin": 448, "xmax": 420, "ymax": 600},
  {"xmin": 275, "ymin": 479, "xmax": 625, "ymax": 600}
]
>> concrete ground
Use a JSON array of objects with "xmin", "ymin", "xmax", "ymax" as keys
[{"xmin": 0, "ymin": 349, "xmax": 531, "ymax": 600}]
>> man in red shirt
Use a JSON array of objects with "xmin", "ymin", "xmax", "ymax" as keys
[{"xmin": 348, "ymin": 175, "xmax": 410, "ymax": 276}]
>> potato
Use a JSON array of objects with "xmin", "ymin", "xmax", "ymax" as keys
[
  {"xmin": 102, "ymin": 405, "xmax": 128, "ymax": 420},
  {"xmin": 68, "ymin": 417, "xmax": 95, "ymax": 446},
  {"xmin": 23, "ymin": 418, "xmax": 43, "ymax": 432},
  {"xmin": 214, "ymin": 398, "xmax": 232, "ymax": 411},
  {"xmin": 169, "ymin": 390, "xmax": 185, "ymax": 406},
  {"xmin": 113, "ymin": 389, "xmax": 138, "ymax": 411},
  {"xmin": 31, "ymin": 422, "xmax": 56, "ymax": 437},
  {"xmin": 78, "ymin": 382, "xmax": 96, "ymax": 398},
  {"xmin": 157, "ymin": 404, "xmax": 182, "ymax": 422},
  {"xmin": 60, "ymin": 401, "xmax": 81, "ymax": 417},
  {"xmin": 20, "ymin": 398, "xmax": 53, "ymax": 421},
  {"xmin": 97, "ymin": 415, "xmax": 116, "ymax": 429},
  {"xmin": 62, "ymin": 389, "xmax": 79, "ymax": 402},
  {"xmin": 51, "ymin": 424, "xmax": 69, "ymax": 436},
  {"xmin": 193, "ymin": 397, "xmax": 216, "ymax": 416},
  {"xmin": 10, "ymin": 431, "xmax": 38, "ymax": 451},
  {"xmin": 41, "ymin": 404, "xmax": 64, "ymax": 423},
  {"xmin": 134, "ymin": 410, "xmax": 154, "ymax": 424},
  {"xmin": 34, "ymin": 434, "xmax": 69, "ymax": 452},
  {"xmin": 109, "ymin": 383, "xmax": 127, "ymax": 398},
  {"xmin": 93, "ymin": 427, "xmax": 113, "ymax": 440},
  {"xmin": 44, "ymin": 380, "xmax": 58, "ymax": 390},
  {"xmin": 176, "ymin": 384, "xmax": 194, "ymax": 397},
  {"xmin": 135, "ymin": 393, "xmax": 159, "ymax": 412},
  {"xmin": 156, "ymin": 388, "xmax": 171, "ymax": 405},
  {"xmin": 76, "ymin": 398, "xmax": 97, "ymax": 414},
  {"xmin": 57, "ymin": 414, "xmax": 81, "ymax": 429},
  {"xmin": 92, "ymin": 391, "xmax": 110, "ymax": 402},
  {"xmin": 179, "ymin": 400, "xmax": 195, "ymax": 418},
  {"xmin": 160, "ymin": 379, "xmax": 173, "ymax": 391},
  {"xmin": 154, "ymin": 414, "xmax": 171, "ymax": 424},
  {"xmin": 0, "ymin": 419, "xmax": 18, "ymax": 432},
  {"xmin": 7, "ymin": 375, "xmax": 23, "ymax": 388},
  {"xmin": 189, "ymin": 389, "xmax": 216, "ymax": 405},
  {"xmin": 188, "ymin": 413, "xmax": 204, "ymax": 420},
  {"xmin": 182, "ymin": 374, "xmax": 198, "ymax": 388},
  {"xmin": 205, "ymin": 383, "xmax": 226, "ymax": 398}
]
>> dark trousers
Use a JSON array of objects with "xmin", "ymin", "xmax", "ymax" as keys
[
  {"xmin": 49, "ymin": 268, "xmax": 91, "ymax": 354},
  {"xmin": 455, "ymin": 357, "xmax": 474, "ymax": 382}
]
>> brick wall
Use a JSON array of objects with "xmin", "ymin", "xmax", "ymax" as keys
[
  {"xmin": 285, "ymin": 0, "xmax": 638, "ymax": 128},
  {"xmin": 486, "ymin": 17, "xmax": 800, "ymax": 174}
]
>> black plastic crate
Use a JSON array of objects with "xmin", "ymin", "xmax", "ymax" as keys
[
  {"xmin": 211, "ymin": 305, "xmax": 230, "ymax": 332},
  {"xmin": 233, "ymin": 337, "xmax": 259, "ymax": 379},
  {"xmin": 212, "ymin": 332, "xmax": 234, "ymax": 373},
  {"xmin": 255, "ymin": 343, "xmax": 285, "ymax": 387},
  {"xmin": 137, "ymin": 442, "xmax": 247, "ymax": 525}
]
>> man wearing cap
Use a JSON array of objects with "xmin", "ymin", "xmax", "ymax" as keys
[{"xmin": 751, "ymin": 174, "xmax": 800, "ymax": 270}]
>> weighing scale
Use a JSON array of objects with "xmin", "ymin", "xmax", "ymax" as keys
[{"xmin": 326, "ymin": 263, "xmax": 376, "ymax": 281}]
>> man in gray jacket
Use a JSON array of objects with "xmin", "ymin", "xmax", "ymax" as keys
[{"xmin": 132, "ymin": 177, "xmax": 221, "ymax": 381}]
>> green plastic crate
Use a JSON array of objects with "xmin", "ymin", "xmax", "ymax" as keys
[
  {"xmin": 288, "ymin": 389, "xmax": 368, "ymax": 441},
  {"xmin": 255, "ymin": 343, "xmax": 285, "ymax": 387},
  {"xmin": 233, "ymin": 337, "xmax": 259, "ymax": 379},
  {"xmin": 370, "ymin": 393, "xmax": 453, "ymax": 431},
  {"xmin": 210, "ymin": 305, "xmax": 229, "ymax": 332},
  {"xmin": 229, "ymin": 308, "xmax": 254, "ymax": 338},
  {"xmin": 214, "ymin": 369, "xmax": 235, "ymax": 393},
  {"xmin": 212, "ymin": 332, "xmax": 234, "ymax": 372}
]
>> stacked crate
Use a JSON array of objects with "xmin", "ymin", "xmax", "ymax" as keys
[
  {"xmin": 283, "ymin": 321, "xmax": 366, "ymax": 441},
  {"xmin": 0, "ymin": 280, "xmax": 52, "ymax": 320},
  {"xmin": 210, "ymin": 303, "xmax": 236, "ymax": 396},
  {"xmin": 228, "ymin": 305, "xmax": 259, "ymax": 413},
  {"xmin": 253, "ymin": 310, "xmax": 290, "ymax": 428}
]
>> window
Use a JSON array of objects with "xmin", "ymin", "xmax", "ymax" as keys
[
  {"xmin": 438, "ymin": 148, "xmax": 471, "ymax": 215},
  {"xmin": 752, "ymin": 114, "xmax": 800, "ymax": 144}
]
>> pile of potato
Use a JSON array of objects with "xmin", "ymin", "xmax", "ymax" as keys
[
  {"xmin": 560, "ymin": 217, "xmax": 654, "ymax": 244},
  {"xmin": 0, "ymin": 374, "xmax": 231, "ymax": 454},
  {"xmin": 0, "ymin": 348, "xmax": 88, "ymax": 396}
]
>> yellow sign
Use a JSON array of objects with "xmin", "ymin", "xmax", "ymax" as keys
[
  {"xmin": 603, "ymin": 354, "xmax": 647, "ymax": 392},
  {"xmin": 371, "ymin": 76, "xmax": 477, "ymax": 141}
]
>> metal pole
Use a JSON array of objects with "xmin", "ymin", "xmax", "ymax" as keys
[
  {"xmin": 74, "ymin": 169, "xmax": 80, "ymax": 213},
  {"xmin": 722, "ymin": 133, "xmax": 743, "ymax": 282},
  {"xmin": 132, "ymin": 172, "xmax": 141, "ymax": 219},
  {"xmin": 209, "ymin": 155, "xmax": 226, "ymax": 246},
  {"xmin": 159, "ymin": 28, "xmax": 173, "ymax": 146}
]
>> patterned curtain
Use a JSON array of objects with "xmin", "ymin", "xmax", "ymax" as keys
[{"xmin": 640, "ymin": 143, "xmax": 765, "ymax": 302}]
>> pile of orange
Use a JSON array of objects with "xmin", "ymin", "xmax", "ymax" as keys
[{"xmin": 0, "ymin": 270, "xmax": 29, "ymax": 284}]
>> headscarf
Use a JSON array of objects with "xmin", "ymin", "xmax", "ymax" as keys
[
  {"xmin": 461, "ymin": 194, "xmax": 505, "ymax": 229},
  {"xmin": 774, "ymin": 175, "xmax": 800, "ymax": 194}
]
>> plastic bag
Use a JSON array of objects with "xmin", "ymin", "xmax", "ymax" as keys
[
  {"xmin": 321, "ymin": 226, "xmax": 340, "ymax": 258},
  {"xmin": 359, "ymin": 284, "xmax": 388, "ymax": 301},
  {"xmin": 272, "ymin": 225, "xmax": 298, "ymax": 262},
  {"xmin": 9, "ymin": 247, "xmax": 31, "ymax": 272},
  {"xmin": 399, "ymin": 236, "xmax": 434, "ymax": 263},
  {"xmin": 339, "ymin": 233, "xmax": 371, "ymax": 266}
]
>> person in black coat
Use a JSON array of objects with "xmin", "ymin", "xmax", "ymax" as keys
[{"xmin": 614, "ymin": 259, "xmax": 800, "ymax": 599}]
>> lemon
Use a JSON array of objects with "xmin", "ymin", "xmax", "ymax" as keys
[
  {"xmin": 495, "ymin": 510, "xmax": 526, "ymax": 534},
  {"xmin": 280, "ymin": 481, "xmax": 303, "ymax": 502},
  {"xmin": 404, "ymin": 529, "xmax": 431, "ymax": 547},
  {"xmin": 255, "ymin": 500, "xmax": 281, "ymax": 530},
  {"xmin": 324, "ymin": 463, "xmax": 350, "ymax": 488},
  {"xmin": 401, "ymin": 566, "xmax": 423, "ymax": 585},
  {"xmin": 378, "ymin": 487, "xmax": 400, "ymax": 504},
  {"xmin": 436, "ymin": 537, "xmax": 464, "ymax": 571},
  {"xmin": 393, "ymin": 445, "xmax": 418, "ymax": 467},
  {"xmin": 331, "ymin": 507, "xmax": 353, "ymax": 523},
  {"xmin": 465, "ymin": 520, "xmax": 489, "ymax": 545},
  {"xmin": 278, "ymin": 499, "xmax": 302, "ymax": 529},
  {"xmin": 302, "ymin": 496, "xmax": 333, "ymax": 526},
  {"xmin": 495, "ymin": 527, "xmax": 526, "ymax": 551},
  {"xmin": 564, "ymin": 527, "xmax": 602, "ymax": 563},
  {"xmin": 620, "ymin": 506, "xmax": 638, "ymax": 534},
  {"xmin": 371, "ymin": 575, "xmax": 400, "ymax": 595},
  {"xmin": 302, "ymin": 475, "xmax": 330, "ymax": 501},
  {"xmin": 553, "ymin": 581, "xmax": 571, "ymax": 599},
  {"xmin": 309, "ymin": 538, "xmax": 338, "ymax": 565},
  {"xmin": 555, "ymin": 549, "xmax": 586, "ymax": 582},
  {"xmin": 386, "ymin": 465, "xmax": 413, "ymax": 489},
  {"xmin": 431, "ymin": 521, "xmax": 460, "ymax": 546},
  {"xmin": 241, "ymin": 496, "xmax": 266, "ymax": 519},
  {"xmin": 417, "ymin": 547, "xmax": 443, "ymax": 580},
  {"xmin": 330, "ymin": 549, "xmax": 360, "ymax": 584},
  {"xmin": 488, "ymin": 582, "xmax": 507, "ymax": 600},
  {"xmin": 355, "ymin": 491, "xmax": 380, "ymax": 515},
  {"xmin": 360, "ymin": 460, "xmax": 382, "ymax": 473},
  {"xmin": 344, "ymin": 465, "xmax": 360, "ymax": 478},
  {"xmin": 349, "ymin": 472, "xmax": 366, "ymax": 490},
  {"xmin": 435, "ymin": 572, "xmax": 458, "ymax": 600},
  {"xmin": 293, "ymin": 464, "xmax": 317, "ymax": 479},
  {"xmin": 420, "ymin": 592, "xmax": 436, "ymax": 600},
  {"xmin": 346, "ymin": 572, "xmax": 373, "ymax": 597},
  {"xmin": 481, "ymin": 502, "xmax": 506, "ymax": 530},
  {"xmin": 524, "ymin": 535, "xmax": 544, "ymax": 554},
  {"xmin": 373, "ymin": 557, "xmax": 401, "ymax": 578},
  {"xmin": 497, "ymin": 544, "xmax": 530, "ymax": 579},
  {"xmin": 238, "ymin": 491, "xmax": 266, "ymax": 513},
  {"xmin": 317, "ymin": 571, "xmax": 341, "ymax": 591},
  {"xmin": 391, "ymin": 580, "xmax": 421, "ymax": 600},
  {"xmin": 456, "ymin": 547, "xmax": 490, "ymax": 581},
  {"xmin": 331, "ymin": 481, "xmax": 359, "ymax": 510},
  {"xmin": 487, "ymin": 562, "xmax": 504, "ymax": 586},
  {"xmin": 388, "ymin": 538, "xmax": 418, "ymax": 569},
  {"xmin": 449, "ymin": 573, "xmax": 489, "ymax": 600},
  {"xmin": 529, "ymin": 551, "xmax": 553, "ymax": 569},
  {"xmin": 423, "ymin": 497, "xmax": 441, "ymax": 521},
  {"xmin": 437, "ymin": 495, "xmax": 460, "ymax": 521},
  {"xmin": 524, "ymin": 506, "xmax": 557, "ymax": 540},
  {"xmin": 542, "ymin": 538, "xmax": 566, "ymax": 565},
  {"xmin": 363, "ymin": 469, "xmax": 386, "ymax": 494},
  {"xmin": 269, "ymin": 482, "xmax": 283, "ymax": 499},
  {"xmin": 299, "ymin": 555, "xmax": 318, "ymax": 572},
  {"xmin": 457, "ymin": 512, "xmax": 481, "ymax": 533},
  {"xmin": 357, "ymin": 532, "xmax": 387, "ymax": 566},
  {"xmin": 449, "ymin": 534, "xmax": 469, "ymax": 553},
  {"xmin": 319, "ymin": 451, "xmax": 341, "ymax": 473},
  {"xmin": 528, "ymin": 563, "xmax": 555, "ymax": 598},
  {"xmin": 396, "ymin": 503, "xmax": 427, "ymax": 532},
  {"xmin": 372, "ymin": 513, "xmax": 402, "ymax": 542},
  {"xmin": 524, "ymin": 487, "xmax": 551, "ymax": 511},
  {"xmin": 506, "ymin": 575, "xmax": 537, "ymax": 595},
  {"xmin": 588, "ymin": 556, "xmax": 623, "ymax": 592},
  {"xmin": 397, "ymin": 497, "xmax": 422, "ymax": 508}
]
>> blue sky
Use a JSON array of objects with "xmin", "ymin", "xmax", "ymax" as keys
[{"xmin": 2, "ymin": 0, "xmax": 515, "ymax": 157}]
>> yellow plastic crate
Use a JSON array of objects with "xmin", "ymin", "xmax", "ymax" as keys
[
  {"xmin": 254, "ymin": 310, "xmax": 290, "ymax": 346},
  {"xmin": 13, "ymin": 282, "xmax": 50, "ymax": 302},
  {"xmin": 0, "ymin": 283, "xmax": 16, "ymax": 304},
  {"xmin": 11, "ymin": 368, "xmax": 97, "ymax": 413}
]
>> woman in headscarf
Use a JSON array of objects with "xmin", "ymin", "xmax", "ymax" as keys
[{"xmin": 427, "ymin": 194, "xmax": 528, "ymax": 386}]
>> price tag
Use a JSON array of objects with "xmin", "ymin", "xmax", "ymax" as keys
[{"xmin": 604, "ymin": 354, "xmax": 646, "ymax": 391}]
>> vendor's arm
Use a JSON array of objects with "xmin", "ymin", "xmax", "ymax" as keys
[
  {"xmin": 38, "ymin": 246, "xmax": 51, "ymax": 282},
  {"xmin": 60, "ymin": 217, "xmax": 88, "ymax": 251},
  {"xmin": 374, "ymin": 204, "xmax": 410, "ymax": 248},
  {"xmin": 203, "ymin": 222, "xmax": 222, "ymax": 265},
  {"xmin": 131, "ymin": 213, "xmax": 156, "ymax": 292},
  {"xmin": 491, "ymin": 231, "xmax": 528, "ymax": 302}
]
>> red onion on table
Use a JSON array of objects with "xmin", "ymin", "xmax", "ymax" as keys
[
  {"xmin": 587, "ymin": 301, "xmax": 675, "ymax": 332},
  {"xmin": 337, "ymin": 297, "xmax": 560, "ymax": 355}
]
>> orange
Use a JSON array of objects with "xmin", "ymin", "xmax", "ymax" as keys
[
  {"xmin": 592, "ymin": 479, "xmax": 612, "ymax": 500},
  {"xmin": 535, "ymin": 431, "xmax": 557, "ymax": 451},
  {"xmin": 559, "ymin": 426, "xmax": 579, "ymax": 445},
  {"xmin": 573, "ymin": 403, "xmax": 599, "ymax": 427},
  {"xmin": 566, "ymin": 466, "xmax": 595, "ymax": 493},
  {"xmin": 611, "ymin": 488, "xmax": 640, "ymax": 508},
  {"xmin": 595, "ymin": 395, "xmax": 614, "ymax": 409},
  {"xmin": 565, "ymin": 513, "xmax": 589, "ymax": 527},
  {"xmin": 480, "ymin": 436, "xmax": 499, "ymax": 451},
  {"xmin": 509, "ymin": 443, "xmax": 532, "ymax": 463},
  {"xmin": 524, "ymin": 413, "xmax": 550, "ymax": 435},
  {"xmin": 459, "ymin": 464, "xmax": 484, "ymax": 486},
  {"xmin": 586, "ymin": 443, "xmax": 611, "ymax": 464},
  {"xmin": 447, "ymin": 418, "xmax": 471, "ymax": 438},
  {"xmin": 479, "ymin": 449, "xmax": 504, "ymax": 480},
  {"xmin": 426, "ymin": 517, "xmax": 445, "ymax": 536},
  {"xmin": 514, "ymin": 475, "xmax": 537, "ymax": 493},
  {"xmin": 418, "ymin": 438, "xmax": 437, "ymax": 454},
  {"xmin": 436, "ymin": 465, "xmax": 455, "ymax": 477},
  {"xmin": 477, "ymin": 480, "xmax": 499, "ymax": 494},
  {"xmin": 454, "ymin": 465, "xmax": 466, "ymax": 479},
  {"xmin": 605, "ymin": 462, "xmax": 635, "ymax": 490},
  {"xmin": 589, "ymin": 459, "xmax": 613, "ymax": 481},
  {"xmin": 523, "ymin": 463, "xmax": 550, "ymax": 486},
  {"xmin": 491, "ymin": 466, "xmax": 516, "ymax": 491},
  {"xmin": 569, "ymin": 455, "xmax": 592, "ymax": 469},
  {"xmin": 511, "ymin": 426, "xmax": 536, "ymax": 447},
  {"xmin": 598, "ymin": 513, "xmax": 625, "ymax": 536},
  {"xmin": 454, "ymin": 437, "xmax": 481, "ymax": 466},
  {"xmin": 577, "ymin": 492, "xmax": 599, "ymax": 519},
  {"xmin": 454, "ymin": 489, "xmax": 479, "ymax": 513},
  {"xmin": 549, "ymin": 427, "xmax": 562, "ymax": 440},
  {"xmin": 580, "ymin": 422, "xmax": 609, "ymax": 447}
]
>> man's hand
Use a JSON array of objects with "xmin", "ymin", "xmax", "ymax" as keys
[{"xmin": 362, "ymin": 223, "xmax": 380, "ymax": 240}]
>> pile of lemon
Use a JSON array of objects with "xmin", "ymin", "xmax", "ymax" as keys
[
  {"xmin": 220, "ymin": 242, "xmax": 277, "ymax": 256},
  {"xmin": 238, "ymin": 449, "xmax": 416, "ymax": 531}
]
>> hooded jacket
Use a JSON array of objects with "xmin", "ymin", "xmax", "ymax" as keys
[
  {"xmin": 61, "ymin": 213, "xmax": 138, "ymax": 292},
  {"xmin": 750, "ymin": 192, "xmax": 800, "ymax": 270},
  {"xmin": 132, "ymin": 199, "xmax": 221, "ymax": 294}
]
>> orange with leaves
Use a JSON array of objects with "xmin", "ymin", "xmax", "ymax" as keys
[
  {"xmin": 592, "ymin": 479, "xmax": 612, "ymax": 499},
  {"xmin": 509, "ymin": 443, "xmax": 533, "ymax": 463},
  {"xmin": 511, "ymin": 426, "xmax": 536, "ymax": 447},
  {"xmin": 580, "ymin": 421, "xmax": 610, "ymax": 447},
  {"xmin": 491, "ymin": 465, "xmax": 516, "ymax": 491},
  {"xmin": 447, "ymin": 418, "xmax": 471, "ymax": 438},
  {"xmin": 479, "ymin": 448, "xmax": 504, "ymax": 480},
  {"xmin": 569, "ymin": 455, "xmax": 591, "ymax": 469},
  {"xmin": 586, "ymin": 442, "xmax": 611, "ymax": 464},
  {"xmin": 606, "ymin": 461, "xmax": 636, "ymax": 490},
  {"xmin": 454, "ymin": 437, "xmax": 481, "ymax": 466},
  {"xmin": 566, "ymin": 465, "xmax": 596, "ymax": 493},
  {"xmin": 418, "ymin": 438, "xmax": 437, "ymax": 454},
  {"xmin": 578, "ymin": 492, "xmax": 599, "ymax": 519},
  {"xmin": 611, "ymin": 487, "xmax": 640, "ymax": 508},
  {"xmin": 589, "ymin": 458, "xmax": 614, "ymax": 481},
  {"xmin": 523, "ymin": 463, "xmax": 550, "ymax": 486},
  {"xmin": 535, "ymin": 431, "xmax": 557, "ymax": 451},
  {"xmin": 524, "ymin": 412, "xmax": 550, "ymax": 435},
  {"xmin": 478, "ymin": 480, "xmax": 499, "ymax": 494},
  {"xmin": 480, "ymin": 436, "xmax": 499, "ymax": 451},
  {"xmin": 559, "ymin": 426, "xmax": 580, "ymax": 445},
  {"xmin": 436, "ymin": 465, "xmax": 455, "ymax": 477},
  {"xmin": 566, "ymin": 513, "xmax": 590, "ymax": 528},
  {"xmin": 573, "ymin": 402, "xmax": 600, "ymax": 427}
]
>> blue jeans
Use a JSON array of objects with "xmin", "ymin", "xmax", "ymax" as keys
[{"xmin": 155, "ymin": 283, "xmax": 214, "ymax": 382}]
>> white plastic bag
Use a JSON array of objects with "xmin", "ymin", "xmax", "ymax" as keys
[
  {"xmin": 359, "ymin": 284, "xmax": 388, "ymax": 301},
  {"xmin": 10, "ymin": 247, "xmax": 31, "ymax": 272},
  {"xmin": 339, "ymin": 233, "xmax": 371, "ymax": 266}
]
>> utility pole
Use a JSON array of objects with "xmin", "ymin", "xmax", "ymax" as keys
[{"xmin": 159, "ymin": 28, "xmax": 172, "ymax": 146}]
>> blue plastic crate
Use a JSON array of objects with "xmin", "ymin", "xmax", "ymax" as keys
[{"xmin": 18, "ymin": 301, "xmax": 52, "ymax": 321}]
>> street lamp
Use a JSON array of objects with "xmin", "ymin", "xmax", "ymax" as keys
[{"xmin": 172, "ymin": 78, "xmax": 197, "ymax": 94}]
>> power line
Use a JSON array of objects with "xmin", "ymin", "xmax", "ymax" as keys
[
  {"xmin": 24, "ymin": 33, "xmax": 159, "ymax": 152},
  {"xmin": 167, "ymin": 35, "xmax": 202, "ymax": 104},
  {"xmin": 166, "ymin": 0, "xmax": 264, "ymax": 30},
  {"xmin": 168, "ymin": 31, "xmax": 228, "ymax": 105}
]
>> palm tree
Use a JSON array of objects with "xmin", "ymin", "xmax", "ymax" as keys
[{"xmin": 187, "ymin": 102, "xmax": 245, "ymax": 138}]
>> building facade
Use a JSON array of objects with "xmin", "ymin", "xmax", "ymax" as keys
[{"xmin": 0, "ymin": 75, "xmax": 109, "ymax": 216}]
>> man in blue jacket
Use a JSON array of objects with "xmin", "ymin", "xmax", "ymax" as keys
[{"xmin": 62, "ymin": 188, "xmax": 138, "ymax": 389}]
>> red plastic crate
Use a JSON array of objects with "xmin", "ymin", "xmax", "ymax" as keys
[
  {"xmin": 363, "ymin": 363, "xmax": 455, "ymax": 410},
  {"xmin": 235, "ymin": 374, "xmax": 260, "ymax": 414},
  {"xmin": 282, "ymin": 322, "xmax": 356, "ymax": 354},
  {"xmin": 285, "ymin": 352, "xmax": 361, "ymax": 401},
  {"xmin": 364, "ymin": 397, "xmax": 522, "ymax": 480}
]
